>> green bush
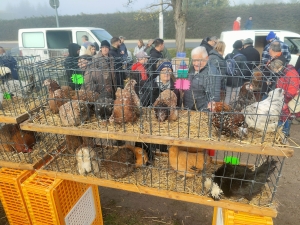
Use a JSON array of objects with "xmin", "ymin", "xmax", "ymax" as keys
[{"xmin": 0, "ymin": 3, "xmax": 299, "ymax": 41}]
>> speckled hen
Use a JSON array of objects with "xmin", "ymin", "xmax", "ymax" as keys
[
  {"xmin": 59, "ymin": 100, "xmax": 89, "ymax": 126},
  {"xmin": 153, "ymin": 89, "xmax": 178, "ymax": 122}
]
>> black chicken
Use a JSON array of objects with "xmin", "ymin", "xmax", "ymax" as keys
[
  {"xmin": 212, "ymin": 159, "xmax": 277, "ymax": 200},
  {"xmin": 94, "ymin": 92, "xmax": 114, "ymax": 120}
]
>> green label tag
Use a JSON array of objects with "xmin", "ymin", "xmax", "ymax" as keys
[
  {"xmin": 71, "ymin": 74, "xmax": 84, "ymax": 84},
  {"xmin": 224, "ymin": 156, "xmax": 240, "ymax": 165},
  {"xmin": 177, "ymin": 69, "xmax": 188, "ymax": 78},
  {"xmin": 3, "ymin": 92, "xmax": 11, "ymax": 100}
]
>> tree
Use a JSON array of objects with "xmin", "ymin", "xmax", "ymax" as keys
[{"xmin": 128, "ymin": 0, "xmax": 229, "ymax": 52}]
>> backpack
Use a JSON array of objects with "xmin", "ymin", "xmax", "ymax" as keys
[{"xmin": 226, "ymin": 53, "xmax": 243, "ymax": 75}]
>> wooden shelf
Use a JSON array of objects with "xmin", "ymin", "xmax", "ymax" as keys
[
  {"xmin": 20, "ymin": 121, "xmax": 294, "ymax": 157},
  {"xmin": 0, "ymin": 107, "xmax": 41, "ymax": 124},
  {"xmin": 36, "ymin": 169, "xmax": 278, "ymax": 218}
]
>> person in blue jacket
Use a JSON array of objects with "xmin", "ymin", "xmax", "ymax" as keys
[{"xmin": 244, "ymin": 16, "xmax": 253, "ymax": 30}]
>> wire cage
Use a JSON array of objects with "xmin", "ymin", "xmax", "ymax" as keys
[
  {"xmin": 39, "ymin": 134, "xmax": 285, "ymax": 209},
  {"xmin": 22, "ymin": 56, "xmax": 299, "ymax": 150},
  {"xmin": 0, "ymin": 123, "xmax": 65, "ymax": 170},
  {"xmin": 0, "ymin": 55, "xmax": 42, "ymax": 121}
]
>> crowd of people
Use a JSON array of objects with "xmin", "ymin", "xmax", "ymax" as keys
[{"xmin": 62, "ymin": 31, "xmax": 300, "ymax": 138}]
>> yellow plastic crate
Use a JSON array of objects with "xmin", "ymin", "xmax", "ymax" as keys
[
  {"xmin": 212, "ymin": 207, "xmax": 273, "ymax": 225},
  {"xmin": 21, "ymin": 173, "xmax": 103, "ymax": 225},
  {"xmin": 0, "ymin": 168, "xmax": 33, "ymax": 225}
]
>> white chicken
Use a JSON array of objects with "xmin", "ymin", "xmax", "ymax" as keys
[
  {"xmin": 76, "ymin": 146, "xmax": 99, "ymax": 175},
  {"xmin": 243, "ymin": 88, "xmax": 285, "ymax": 132}
]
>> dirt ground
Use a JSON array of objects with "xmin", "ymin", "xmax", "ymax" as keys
[
  {"xmin": 99, "ymin": 124, "xmax": 300, "ymax": 225},
  {"xmin": 0, "ymin": 125, "xmax": 298, "ymax": 225}
]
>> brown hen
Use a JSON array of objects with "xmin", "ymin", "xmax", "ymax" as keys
[
  {"xmin": 153, "ymin": 89, "xmax": 178, "ymax": 122},
  {"xmin": 0, "ymin": 124, "xmax": 36, "ymax": 153},
  {"xmin": 59, "ymin": 100, "xmax": 89, "ymax": 126},
  {"xmin": 229, "ymin": 82, "xmax": 256, "ymax": 112},
  {"xmin": 109, "ymin": 79, "xmax": 140, "ymax": 124},
  {"xmin": 43, "ymin": 79, "xmax": 74, "ymax": 113},
  {"xmin": 169, "ymin": 146, "xmax": 210, "ymax": 178},
  {"xmin": 208, "ymin": 102, "xmax": 248, "ymax": 139}
]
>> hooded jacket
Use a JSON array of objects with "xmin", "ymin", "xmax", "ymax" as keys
[
  {"xmin": 200, "ymin": 38, "xmax": 213, "ymax": 54},
  {"xmin": 184, "ymin": 63, "xmax": 221, "ymax": 111},
  {"xmin": 209, "ymin": 49, "xmax": 226, "ymax": 75},
  {"xmin": 64, "ymin": 43, "xmax": 81, "ymax": 90}
]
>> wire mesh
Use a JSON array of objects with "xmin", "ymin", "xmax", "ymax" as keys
[
  {"xmin": 24, "ymin": 56, "xmax": 300, "ymax": 148},
  {"xmin": 40, "ymin": 134, "xmax": 285, "ymax": 207},
  {"xmin": 0, "ymin": 123, "xmax": 64, "ymax": 165},
  {"xmin": 0, "ymin": 55, "xmax": 43, "ymax": 117}
]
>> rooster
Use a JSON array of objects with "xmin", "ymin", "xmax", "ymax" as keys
[
  {"xmin": 243, "ymin": 88, "xmax": 284, "ymax": 132},
  {"xmin": 0, "ymin": 124, "xmax": 36, "ymax": 153},
  {"xmin": 212, "ymin": 159, "xmax": 277, "ymax": 200},
  {"xmin": 169, "ymin": 146, "xmax": 211, "ymax": 178},
  {"xmin": 109, "ymin": 79, "xmax": 140, "ymax": 124},
  {"xmin": 208, "ymin": 102, "xmax": 248, "ymax": 139},
  {"xmin": 229, "ymin": 82, "xmax": 256, "ymax": 112},
  {"xmin": 153, "ymin": 89, "xmax": 178, "ymax": 122}
]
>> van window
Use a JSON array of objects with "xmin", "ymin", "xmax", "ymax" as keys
[
  {"xmin": 22, "ymin": 32, "xmax": 45, "ymax": 48},
  {"xmin": 76, "ymin": 31, "xmax": 96, "ymax": 45},
  {"xmin": 46, "ymin": 31, "xmax": 72, "ymax": 49},
  {"xmin": 91, "ymin": 30, "xmax": 112, "ymax": 42},
  {"xmin": 284, "ymin": 37, "xmax": 300, "ymax": 54}
]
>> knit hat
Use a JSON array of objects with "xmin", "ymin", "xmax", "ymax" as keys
[
  {"xmin": 136, "ymin": 51, "xmax": 149, "ymax": 59},
  {"xmin": 233, "ymin": 40, "xmax": 243, "ymax": 49},
  {"xmin": 156, "ymin": 61, "xmax": 173, "ymax": 72},
  {"xmin": 101, "ymin": 40, "xmax": 110, "ymax": 48},
  {"xmin": 243, "ymin": 38, "xmax": 253, "ymax": 45},
  {"xmin": 266, "ymin": 31, "xmax": 276, "ymax": 41}
]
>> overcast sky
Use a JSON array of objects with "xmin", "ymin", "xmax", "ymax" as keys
[{"xmin": 1, "ymin": 0, "xmax": 150, "ymax": 15}]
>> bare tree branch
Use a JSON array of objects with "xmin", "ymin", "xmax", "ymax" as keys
[{"xmin": 144, "ymin": 2, "xmax": 173, "ymax": 10}]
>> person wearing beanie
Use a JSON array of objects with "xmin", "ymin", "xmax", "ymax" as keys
[
  {"xmin": 262, "ymin": 31, "xmax": 291, "ymax": 64},
  {"xmin": 224, "ymin": 40, "xmax": 247, "ymax": 104},
  {"xmin": 139, "ymin": 59, "xmax": 180, "ymax": 107},
  {"xmin": 240, "ymin": 38, "xmax": 260, "ymax": 81},
  {"xmin": 232, "ymin": 17, "xmax": 241, "ymax": 31}
]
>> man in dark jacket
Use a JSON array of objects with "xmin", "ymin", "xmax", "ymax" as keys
[
  {"xmin": 241, "ymin": 38, "xmax": 260, "ymax": 81},
  {"xmin": 224, "ymin": 40, "xmax": 247, "ymax": 104},
  {"xmin": 109, "ymin": 37, "xmax": 125, "ymax": 88},
  {"xmin": 200, "ymin": 36, "xmax": 217, "ymax": 55},
  {"xmin": 64, "ymin": 43, "xmax": 81, "ymax": 89},
  {"xmin": 119, "ymin": 36, "xmax": 128, "ymax": 59},
  {"xmin": 184, "ymin": 46, "xmax": 221, "ymax": 111},
  {"xmin": 148, "ymin": 38, "xmax": 164, "ymax": 79},
  {"xmin": 0, "ymin": 46, "xmax": 19, "ymax": 80}
]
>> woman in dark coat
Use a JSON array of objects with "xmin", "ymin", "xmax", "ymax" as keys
[
  {"xmin": 137, "ymin": 60, "xmax": 180, "ymax": 159},
  {"xmin": 64, "ymin": 43, "xmax": 81, "ymax": 90}
]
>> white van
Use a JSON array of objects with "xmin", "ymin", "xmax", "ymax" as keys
[
  {"xmin": 18, "ymin": 27, "xmax": 113, "ymax": 60},
  {"xmin": 220, "ymin": 30, "xmax": 300, "ymax": 65}
]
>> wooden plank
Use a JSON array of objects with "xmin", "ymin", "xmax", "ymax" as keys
[
  {"xmin": 0, "ymin": 107, "xmax": 42, "ymax": 124},
  {"xmin": 36, "ymin": 169, "xmax": 278, "ymax": 218},
  {"xmin": 0, "ymin": 160, "xmax": 34, "ymax": 170},
  {"xmin": 20, "ymin": 122, "xmax": 294, "ymax": 157}
]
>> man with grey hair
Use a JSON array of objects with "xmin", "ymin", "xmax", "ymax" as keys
[
  {"xmin": 261, "ymin": 42, "xmax": 287, "ymax": 100},
  {"xmin": 183, "ymin": 46, "xmax": 221, "ymax": 110},
  {"xmin": 241, "ymin": 38, "xmax": 260, "ymax": 81}
]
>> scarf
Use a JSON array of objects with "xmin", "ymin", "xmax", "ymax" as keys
[{"xmin": 155, "ymin": 76, "xmax": 171, "ymax": 91}]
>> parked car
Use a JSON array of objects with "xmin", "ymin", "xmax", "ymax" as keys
[{"xmin": 18, "ymin": 27, "xmax": 113, "ymax": 60}]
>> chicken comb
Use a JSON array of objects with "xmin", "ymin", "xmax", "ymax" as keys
[
  {"xmin": 71, "ymin": 74, "xmax": 84, "ymax": 84},
  {"xmin": 174, "ymin": 79, "xmax": 190, "ymax": 90}
]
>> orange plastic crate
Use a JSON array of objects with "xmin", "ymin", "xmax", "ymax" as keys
[
  {"xmin": 21, "ymin": 173, "xmax": 103, "ymax": 225},
  {"xmin": 0, "ymin": 168, "xmax": 33, "ymax": 225},
  {"xmin": 212, "ymin": 207, "xmax": 273, "ymax": 225}
]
